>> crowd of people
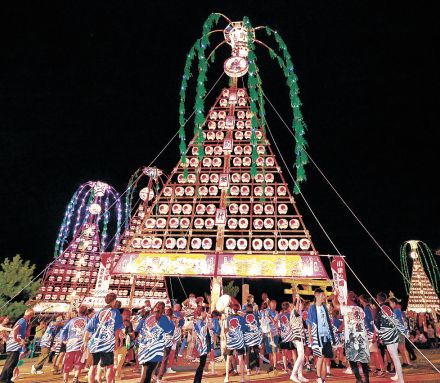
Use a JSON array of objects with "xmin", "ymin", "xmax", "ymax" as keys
[{"xmin": 0, "ymin": 289, "xmax": 438, "ymax": 383}]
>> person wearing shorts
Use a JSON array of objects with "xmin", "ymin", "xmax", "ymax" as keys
[
  {"xmin": 83, "ymin": 293, "xmax": 124, "ymax": 383},
  {"xmin": 61, "ymin": 305, "xmax": 89, "ymax": 383},
  {"xmin": 279, "ymin": 302, "xmax": 297, "ymax": 373},
  {"xmin": 307, "ymin": 288, "xmax": 335, "ymax": 383},
  {"xmin": 266, "ymin": 300, "xmax": 280, "ymax": 372}
]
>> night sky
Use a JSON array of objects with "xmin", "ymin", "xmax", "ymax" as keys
[{"xmin": 1, "ymin": 1, "xmax": 439, "ymax": 304}]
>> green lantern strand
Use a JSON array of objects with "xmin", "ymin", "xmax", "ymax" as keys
[
  {"xmin": 419, "ymin": 242, "xmax": 440, "ymax": 293},
  {"xmin": 400, "ymin": 243, "xmax": 412, "ymax": 293},
  {"xmin": 193, "ymin": 13, "xmax": 221, "ymax": 163},
  {"xmin": 178, "ymin": 12, "xmax": 222, "ymax": 178},
  {"xmin": 400, "ymin": 241, "xmax": 440, "ymax": 294},
  {"xmin": 124, "ymin": 168, "xmax": 143, "ymax": 229},
  {"xmin": 178, "ymin": 42, "xmax": 197, "ymax": 179},
  {"xmin": 263, "ymin": 26, "xmax": 309, "ymax": 194}
]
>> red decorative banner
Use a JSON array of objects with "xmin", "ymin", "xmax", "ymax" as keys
[{"xmin": 331, "ymin": 256, "xmax": 348, "ymax": 305}]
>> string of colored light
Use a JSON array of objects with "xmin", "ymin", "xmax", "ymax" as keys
[
  {"xmin": 114, "ymin": 189, "xmax": 123, "ymax": 248},
  {"xmin": 256, "ymin": 26, "xmax": 308, "ymax": 193},
  {"xmin": 54, "ymin": 182, "xmax": 89, "ymax": 257},
  {"xmin": 419, "ymin": 241, "xmax": 440, "ymax": 293},
  {"xmin": 54, "ymin": 181, "xmax": 125, "ymax": 257},
  {"xmin": 100, "ymin": 192, "xmax": 110, "ymax": 249},
  {"xmin": 72, "ymin": 182, "xmax": 92, "ymax": 237},
  {"xmin": 54, "ymin": 188, "xmax": 81, "ymax": 257},
  {"xmin": 400, "ymin": 242, "xmax": 411, "ymax": 293},
  {"xmin": 124, "ymin": 168, "xmax": 142, "ymax": 230}
]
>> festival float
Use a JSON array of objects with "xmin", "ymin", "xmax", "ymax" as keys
[
  {"xmin": 32, "ymin": 179, "xmax": 169, "ymax": 313},
  {"xmin": 109, "ymin": 13, "xmax": 331, "ymax": 308},
  {"xmin": 401, "ymin": 240, "xmax": 440, "ymax": 313},
  {"xmin": 32, "ymin": 13, "xmax": 337, "ymax": 313}
]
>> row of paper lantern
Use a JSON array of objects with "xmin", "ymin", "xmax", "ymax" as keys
[
  {"xmin": 52, "ymin": 269, "xmax": 98, "ymax": 276},
  {"xmin": 49, "ymin": 276, "xmax": 95, "ymax": 284},
  {"xmin": 207, "ymin": 118, "xmax": 253, "ymax": 130},
  {"xmin": 223, "ymin": 237, "xmax": 311, "ymax": 251},
  {"xmin": 222, "ymin": 88, "xmax": 247, "ymax": 98},
  {"xmin": 191, "ymin": 144, "xmax": 266, "ymax": 156},
  {"xmin": 58, "ymin": 259, "xmax": 100, "ymax": 267},
  {"xmin": 151, "ymin": 202, "xmax": 291, "ymax": 218},
  {"xmin": 202, "ymin": 129, "xmax": 263, "ymax": 141},
  {"xmin": 229, "ymin": 203, "xmax": 290, "ymax": 214},
  {"xmin": 110, "ymin": 279, "xmax": 164, "ymax": 288},
  {"xmin": 144, "ymin": 216, "xmax": 300, "ymax": 230},
  {"xmin": 163, "ymin": 178, "xmax": 287, "ymax": 195},
  {"xmin": 70, "ymin": 244, "xmax": 97, "ymax": 252},
  {"xmin": 209, "ymin": 110, "xmax": 252, "ymax": 120},
  {"xmin": 164, "ymin": 184, "xmax": 283, "ymax": 198},
  {"xmin": 181, "ymin": 154, "xmax": 274, "ymax": 171},
  {"xmin": 62, "ymin": 253, "xmax": 100, "ymax": 260},
  {"xmin": 188, "ymin": 155, "xmax": 276, "ymax": 169},
  {"xmin": 134, "ymin": 291, "xmax": 168, "ymax": 298},
  {"xmin": 208, "ymin": 108, "xmax": 253, "ymax": 121},
  {"xmin": 41, "ymin": 286, "xmax": 90, "ymax": 293},
  {"xmin": 131, "ymin": 236, "xmax": 214, "ymax": 250},
  {"xmin": 188, "ymin": 157, "xmax": 223, "ymax": 167},
  {"xmin": 219, "ymin": 97, "xmax": 247, "ymax": 107},
  {"xmin": 229, "ymin": 217, "xmax": 300, "ymax": 229}
]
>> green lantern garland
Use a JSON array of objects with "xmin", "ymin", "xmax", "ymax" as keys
[
  {"xmin": 400, "ymin": 241, "xmax": 440, "ymax": 294},
  {"xmin": 263, "ymin": 26, "xmax": 308, "ymax": 194},
  {"xmin": 178, "ymin": 14, "xmax": 309, "ymax": 193},
  {"xmin": 243, "ymin": 17, "xmax": 261, "ymax": 179},
  {"xmin": 193, "ymin": 13, "xmax": 221, "ymax": 162},
  {"xmin": 178, "ymin": 13, "xmax": 222, "ymax": 178},
  {"xmin": 178, "ymin": 43, "xmax": 198, "ymax": 179}
]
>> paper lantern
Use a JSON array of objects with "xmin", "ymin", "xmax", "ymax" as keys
[
  {"xmin": 177, "ymin": 238, "xmax": 187, "ymax": 249},
  {"xmin": 289, "ymin": 239, "xmax": 299, "ymax": 250},
  {"xmin": 239, "ymin": 204, "xmax": 249, "ymax": 214},
  {"xmin": 237, "ymin": 238, "xmax": 248, "ymax": 250},
  {"xmin": 141, "ymin": 238, "xmax": 152, "ymax": 248},
  {"xmin": 253, "ymin": 218, "xmax": 263, "ymax": 230},
  {"xmin": 252, "ymin": 238, "xmax": 263, "ymax": 250},
  {"xmin": 166, "ymin": 238, "xmax": 176, "ymax": 249},
  {"xmin": 156, "ymin": 218, "xmax": 166, "ymax": 228},
  {"xmin": 206, "ymin": 204, "xmax": 216, "ymax": 215},
  {"xmin": 226, "ymin": 238, "xmax": 237, "ymax": 250},
  {"xmin": 228, "ymin": 218, "xmax": 238, "ymax": 229}
]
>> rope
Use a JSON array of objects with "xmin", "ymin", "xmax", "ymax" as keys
[
  {"xmin": 262, "ymin": 91, "xmax": 412, "ymax": 286},
  {"xmin": 101, "ymin": 71, "xmax": 225, "ymax": 252},
  {"xmin": 265, "ymin": 121, "xmax": 440, "ymax": 374},
  {"xmin": 2, "ymin": 73, "xmax": 226, "ymax": 317},
  {"xmin": 169, "ymin": 277, "xmax": 175, "ymax": 303},
  {"xmin": 178, "ymin": 277, "xmax": 188, "ymax": 299}
]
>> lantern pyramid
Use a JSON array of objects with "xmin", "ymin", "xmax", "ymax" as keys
[
  {"xmin": 33, "ymin": 185, "xmax": 170, "ymax": 313},
  {"xmin": 113, "ymin": 85, "xmax": 328, "ymax": 280},
  {"xmin": 407, "ymin": 256, "xmax": 440, "ymax": 313},
  {"xmin": 33, "ymin": 222, "xmax": 102, "ymax": 312}
]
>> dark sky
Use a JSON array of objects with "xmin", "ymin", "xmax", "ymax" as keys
[{"xmin": 1, "ymin": 1, "xmax": 439, "ymax": 303}]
